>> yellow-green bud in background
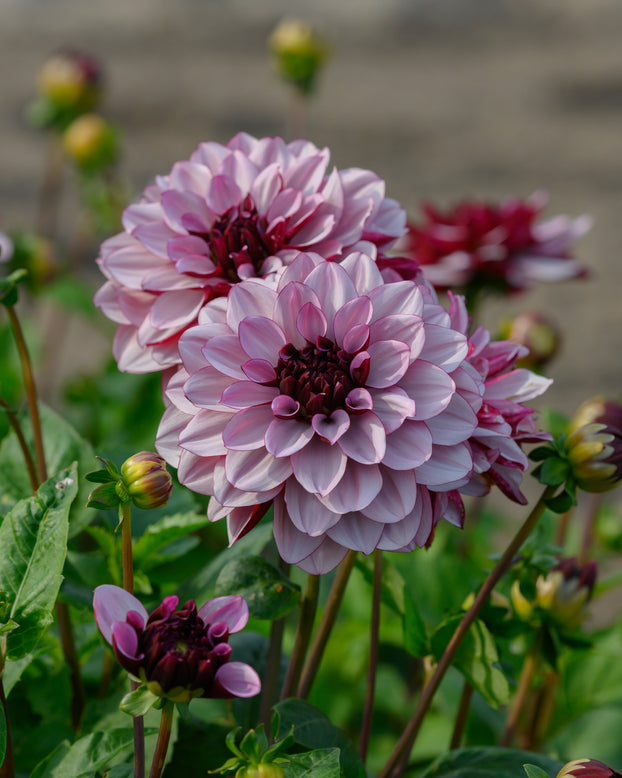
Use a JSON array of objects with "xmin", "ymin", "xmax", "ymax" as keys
[
  {"xmin": 557, "ymin": 758, "xmax": 622, "ymax": 778},
  {"xmin": 120, "ymin": 451, "xmax": 173, "ymax": 510},
  {"xmin": 499, "ymin": 309, "xmax": 560, "ymax": 372},
  {"xmin": 565, "ymin": 419, "xmax": 622, "ymax": 494},
  {"xmin": 63, "ymin": 113, "xmax": 118, "ymax": 172},
  {"xmin": 268, "ymin": 18, "xmax": 329, "ymax": 96},
  {"xmin": 37, "ymin": 48, "xmax": 101, "ymax": 115}
]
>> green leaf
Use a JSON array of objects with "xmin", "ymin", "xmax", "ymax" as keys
[
  {"xmin": 0, "ymin": 464, "xmax": 77, "ymax": 659},
  {"xmin": 417, "ymin": 747, "xmax": 563, "ymax": 778},
  {"xmin": 0, "ymin": 405, "xmax": 96, "ymax": 535},
  {"xmin": 286, "ymin": 747, "xmax": 341, "ymax": 778},
  {"xmin": 524, "ymin": 764, "xmax": 553, "ymax": 778},
  {"xmin": 538, "ymin": 457, "xmax": 570, "ymax": 487},
  {"xmin": 30, "ymin": 728, "xmax": 136, "ymax": 777},
  {"xmin": 0, "ymin": 697, "xmax": 6, "ymax": 768},
  {"xmin": 274, "ymin": 699, "xmax": 365, "ymax": 778},
  {"xmin": 403, "ymin": 586, "xmax": 429, "ymax": 657},
  {"xmin": 133, "ymin": 511, "xmax": 212, "ymax": 569},
  {"xmin": 529, "ymin": 446, "xmax": 556, "ymax": 463},
  {"xmin": 119, "ymin": 685, "xmax": 159, "ymax": 717},
  {"xmin": 215, "ymin": 556, "xmax": 300, "ymax": 620},
  {"xmin": 544, "ymin": 489, "xmax": 575, "ymax": 515},
  {"xmin": 430, "ymin": 617, "xmax": 510, "ymax": 707}
]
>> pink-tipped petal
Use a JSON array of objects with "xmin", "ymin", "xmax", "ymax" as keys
[
  {"xmin": 214, "ymin": 662, "xmax": 261, "ymax": 698},
  {"xmin": 94, "ymin": 585, "xmax": 148, "ymax": 645},
  {"xmin": 198, "ymin": 595, "xmax": 249, "ymax": 632}
]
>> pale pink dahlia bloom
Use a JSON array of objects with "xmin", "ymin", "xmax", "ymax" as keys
[
  {"xmin": 156, "ymin": 251, "xmax": 486, "ymax": 574},
  {"xmin": 446, "ymin": 292, "xmax": 552, "ymax": 505},
  {"xmin": 95, "ymin": 133, "xmax": 405, "ymax": 373}
]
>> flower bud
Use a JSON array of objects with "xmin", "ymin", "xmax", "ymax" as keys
[
  {"xmin": 37, "ymin": 49, "xmax": 101, "ymax": 113},
  {"xmin": 63, "ymin": 114, "xmax": 117, "ymax": 171},
  {"xmin": 120, "ymin": 451, "xmax": 172, "ymax": 510},
  {"xmin": 500, "ymin": 310, "xmax": 561, "ymax": 371},
  {"xmin": 565, "ymin": 419, "xmax": 622, "ymax": 494},
  {"xmin": 268, "ymin": 19, "xmax": 329, "ymax": 96},
  {"xmin": 557, "ymin": 758, "xmax": 622, "ymax": 778}
]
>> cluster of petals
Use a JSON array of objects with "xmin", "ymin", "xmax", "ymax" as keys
[
  {"xmin": 155, "ymin": 251, "xmax": 498, "ymax": 574},
  {"xmin": 93, "ymin": 584, "xmax": 260, "ymax": 703},
  {"xmin": 394, "ymin": 192, "xmax": 591, "ymax": 293},
  {"xmin": 446, "ymin": 293, "xmax": 552, "ymax": 505},
  {"xmin": 95, "ymin": 132, "xmax": 405, "ymax": 373}
]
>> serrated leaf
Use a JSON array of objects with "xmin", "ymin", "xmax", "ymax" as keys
[
  {"xmin": 274, "ymin": 699, "xmax": 365, "ymax": 778},
  {"xmin": 417, "ymin": 747, "xmax": 562, "ymax": 778},
  {"xmin": 215, "ymin": 556, "xmax": 300, "ymax": 620},
  {"xmin": 0, "ymin": 405, "xmax": 96, "ymax": 535},
  {"xmin": 30, "ymin": 728, "xmax": 136, "ymax": 777},
  {"xmin": 403, "ymin": 587, "xmax": 429, "ymax": 657},
  {"xmin": 133, "ymin": 511, "xmax": 212, "ymax": 569},
  {"xmin": 286, "ymin": 747, "xmax": 341, "ymax": 778},
  {"xmin": 431, "ymin": 617, "xmax": 509, "ymax": 707},
  {"xmin": 524, "ymin": 764, "xmax": 553, "ymax": 778},
  {"xmin": 120, "ymin": 685, "xmax": 158, "ymax": 717},
  {"xmin": 0, "ymin": 464, "xmax": 77, "ymax": 660}
]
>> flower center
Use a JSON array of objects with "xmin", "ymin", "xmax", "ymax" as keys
[
  {"xmin": 276, "ymin": 338, "xmax": 361, "ymax": 418},
  {"xmin": 192, "ymin": 195, "xmax": 280, "ymax": 283}
]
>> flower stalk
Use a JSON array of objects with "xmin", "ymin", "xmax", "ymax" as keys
[
  {"xmin": 297, "ymin": 550, "xmax": 357, "ymax": 699},
  {"xmin": 148, "ymin": 699, "xmax": 174, "ymax": 778},
  {"xmin": 359, "ymin": 549, "xmax": 383, "ymax": 762},
  {"xmin": 379, "ymin": 484, "xmax": 557, "ymax": 778},
  {"xmin": 0, "ymin": 395, "xmax": 38, "ymax": 492},
  {"xmin": 500, "ymin": 635, "xmax": 541, "ymax": 746},
  {"xmin": 281, "ymin": 574, "xmax": 321, "ymax": 700},
  {"xmin": 449, "ymin": 681, "xmax": 475, "ymax": 750},
  {"xmin": 0, "ymin": 675, "xmax": 15, "ymax": 778}
]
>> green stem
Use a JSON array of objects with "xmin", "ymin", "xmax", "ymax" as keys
[
  {"xmin": 56, "ymin": 600, "xmax": 87, "ymax": 730},
  {"xmin": 6, "ymin": 306, "xmax": 47, "ymax": 484},
  {"xmin": 280, "ymin": 574, "xmax": 320, "ymax": 700},
  {"xmin": 449, "ymin": 681, "xmax": 474, "ymax": 750},
  {"xmin": 148, "ymin": 700, "xmax": 174, "ymax": 778},
  {"xmin": 36, "ymin": 134, "xmax": 64, "ymax": 239},
  {"xmin": 297, "ymin": 550, "xmax": 357, "ymax": 699},
  {"xmin": 379, "ymin": 485, "xmax": 557, "ymax": 778},
  {"xmin": 0, "ymin": 395, "xmax": 38, "ymax": 491},
  {"xmin": 0, "ymin": 675, "xmax": 15, "ymax": 778},
  {"xmin": 259, "ymin": 616, "xmax": 285, "ymax": 728},
  {"xmin": 500, "ymin": 636, "xmax": 541, "ymax": 747},
  {"xmin": 359, "ymin": 549, "xmax": 382, "ymax": 762}
]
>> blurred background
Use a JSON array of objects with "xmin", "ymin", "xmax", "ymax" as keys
[{"xmin": 1, "ymin": 0, "xmax": 621, "ymax": 415}]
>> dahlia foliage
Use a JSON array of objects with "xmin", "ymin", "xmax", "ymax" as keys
[
  {"xmin": 95, "ymin": 132, "xmax": 405, "ymax": 372},
  {"xmin": 396, "ymin": 192, "xmax": 591, "ymax": 294}
]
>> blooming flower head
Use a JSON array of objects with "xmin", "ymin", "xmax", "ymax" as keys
[
  {"xmin": 93, "ymin": 584, "xmax": 260, "ymax": 703},
  {"xmin": 445, "ymin": 293, "xmax": 552, "ymax": 506},
  {"xmin": 156, "ymin": 251, "xmax": 494, "ymax": 573},
  {"xmin": 558, "ymin": 759, "xmax": 622, "ymax": 778},
  {"xmin": 95, "ymin": 132, "xmax": 405, "ymax": 373},
  {"xmin": 393, "ymin": 192, "xmax": 590, "ymax": 296}
]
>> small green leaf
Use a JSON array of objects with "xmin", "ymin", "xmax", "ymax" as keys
[
  {"xmin": 524, "ymin": 764, "xmax": 553, "ymax": 778},
  {"xmin": 119, "ymin": 685, "xmax": 159, "ymax": 717},
  {"xmin": 403, "ymin": 587, "xmax": 429, "ymax": 657},
  {"xmin": 538, "ymin": 457, "xmax": 570, "ymax": 487},
  {"xmin": 30, "ymin": 728, "xmax": 137, "ymax": 777},
  {"xmin": 215, "ymin": 556, "xmax": 300, "ymax": 620},
  {"xmin": 529, "ymin": 445, "xmax": 556, "ymax": 462},
  {"xmin": 286, "ymin": 747, "xmax": 341, "ymax": 778},
  {"xmin": 0, "ymin": 269, "xmax": 28, "ymax": 306},
  {"xmin": 544, "ymin": 489, "xmax": 576, "ymax": 515},
  {"xmin": 0, "ymin": 464, "xmax": 77, "ymax": 660},
  {"xmin": 133, "ymin": 511, "xmax": 212, "ymax": 569}
]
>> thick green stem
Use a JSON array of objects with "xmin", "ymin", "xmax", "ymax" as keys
[
  {"xmin": 0, "ymin": 395, "xmax": 38, "ymax": 492},
  {"xmin": 148, "ymin": 700, "xmax": 174, "ymax": 778},
  {"xmin": 449, "ymin": 681, "xmax": 474, "ymax": 750},
  {"xmin": 359, "ymin": 549, "xmax": 382, "ymax": 762},
  {"xmin": 0, "ymin": 675, "xmax": 15, "ymax": 778},
  {"xmin": 379, "ymin": 485, "xmax": 557, "ymax": 778},
  {"xmin": 297, "ymin": 550, "xmax": 357, "ymax": 699},
  {"xmin": 280, "ymin": 574, "xmax": 320, "ymax": 700}
]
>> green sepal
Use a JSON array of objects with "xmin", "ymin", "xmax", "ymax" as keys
[
  {"xmin": 175, "ymin": 702, "xmax": 192, "ymax": 721},
  {"xmin": 119, "ymin": 685, "xmax": 159, "ymax": 717},
  {"xmin": 86, "ymin": 481, "xmax": 121, "ymax": 510},
  {"xmin": 529, "ymin": 445, "xmax": 557, "ymax": 463},
  {"xmin": 0, "ymin": 269, "xmax": 28, "ymax": 307},
  {"xmin": 537, "ymin": 456, "xmax": 571, "ymax": 487},
  {"xmin": 524, "ymin": 764, "xmax": 552, "ymax": 778}
]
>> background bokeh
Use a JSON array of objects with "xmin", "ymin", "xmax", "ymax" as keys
[{"xmin": 1, "ymin": 0, "xmax": 621, "ymax": 414}]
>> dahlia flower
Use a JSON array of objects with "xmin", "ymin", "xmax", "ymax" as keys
[
  {"xmin": 93, "ymin": 584, "xmax": 260, "ymax": 703},
  {"xmin": 394, "ymin": 192, "xmax": 590, "ymax": 296},
  {"xmin": 446, "ymin": 292, "xmax": 552, "ymax": 505},
  {"xmin": 156, "ymin": 251, "xmax": 489, "ymax": 573},
  {"xmin": 95, "ymin": 133, "xmax": 405, "ymax": 372}
]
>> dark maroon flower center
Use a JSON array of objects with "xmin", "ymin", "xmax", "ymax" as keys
[
  {"xmin": 191, "ymin": 195, "xmax": 282, "ymax": 283},
  {"xmin": 276, "ymin": 337, "xmax": 368, "ymax": 419}
]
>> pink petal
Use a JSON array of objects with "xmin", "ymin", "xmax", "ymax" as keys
[
  {"xmin": 327, "ymin": 513, "xmax": 384, "ymax": 555},
  {"xmin": 318, "ymin": 460, "xmax": 382, "ymax": 513},
  {"xmin": 304, "ymin": 263, "xmax": 358, "ymax": 336},
  {"xmin": 368, "ymin": 281, "xmax": 423, "ymax": 321},
  {"xmin": 342, "ymin": 324, "xmax": 370, "ymax": 354},
  {"xmin": 418, "ymin": 324, "xmax": 468, "ymax": 372},
  {"xmin": 295, "ymin": 537, "xmax": 349, "ymax": 574},
  {"xmin": 220, "ymin": 150, "xmax": 259, "ymax": 195},
  {"xmin": 206, "ymin": 174, "xmax": 242, "ymax": 213},
  {"xmin": 273, "ymin": 494, "xmax": 324, "ymax": 563},
  {"xmin": 150, "ymin": 289, "xmax": 205, "ymax": 329},
  {"xmin": 416, "ymin": 442, "xmax": 473, "ymax": 488},
  {"xmin": 382, "ymin": 420, "xmax": 433, "ymax": 470},
  {"xmin": 202, "ymin": 335, "xmax": 249, "ymax": 379},
  {"xmin": 312, "ymin": 410, "xmax": 350, "ymax": 445},
  {"xmin": 222, "ymin": 404, "xmax": 274, "ymax": 450},
  {"xmin": 242, "ymin": 359, "xmax": 277, "ymax": 383},
  {"xmin": 93, "ymin": 585, "xmax": 147, "ymax": 645},
  {"xmin": 179, "ymin": 410, "xmax": 232, "ymax": 456},
  {"xmin": 291, "ymin": 437, "xmax": 348, "ymax": 497},
  {"xmin": 361, "ymin": 467, "xmax": 417, "ymax": 522},
  {"xmin": 369, "ymin": 387, "xmax": 415, "ymax": 433},
  {"xmin": 249, "ymin": 163, "xmax": 283, "ymax": 213},
  {"xmin": 113, "ymin": 326, "xmax": 163, "ymax": 374},
  {"xmin": 179, "ymin": 323, "xmax": 228, "ymax": 375},
  {"xmin": 111, "ymin": 621, "xmax": 141, "ymax": 663},
  {"xmin": 284, "ymin": 478, "xmax": 341, "ymax": 536},
  {"xmin": 225, "ymin": 448, "xmax": 293, "ymax": 491},
  {"xmin": 366, "ymin": 340, "xmax": 411, "ymax": 388},
  {"xmin": 399, "ymin": 360, "xmax": 455, "ymax": 420},
  {"xmin": 220, "ymin": 381, "xmax": 278, "ymax": 409},
  {"xmin": 346, "ymin": 388, "xmax": 374, "ymax": 413},
  {"xmin": 156, "ymin": 403, "xmax": 189, "ymax": 467},
  {"xmin": 226, "ymin": 282, "xmax": 277, "ymax": 331},
  {"xmin": 297, "ymin": 302, "xmax": 327, "ymax": 343},
  {"xmin": 184, "ymin": 366, "xmax": 235, "ymax": 409},
  {"xmin": 275, "ymin": 282, "xmax": 322, "ymax": 347},
  {"xmin": 339, "ymin": 252, "xmax": 384, "ymax": 293},
  {"xmin": 425, "ymin": 393, "xmax": 478, "ymax": 445},
  {"xmin": 333, "ymin": 296, "xmax": 373, "ymax": 346},
  {"xmin": 238, "ymin": 316, "xmax": 286, "ymax": 362},
  {"xmin": 161, "ymin": 190, "xmax": 211, "ymax": 233},
  {"xmin": 370, "ymin": 314, "xmax": 426, "ymax": 361},
  {"xmin": 132, "ymin": 222, "xmax": 176, "ymax": 260},
  {"xmin": 214, "ymin": 662, "xmax": 261, "ymax": 698},
  {"xmin": 485, "ymin": 369, "xmax": 552, "ymax": 404},
  {"xmin": 337, "ymin": 411, "xmax": 386, "ymax": 464},
  {"xmin": 178, "ymin": 450, "xmax": 221, "ymax": 495},
  {"xmin": 198, "ymin": 595, "xmax": 249, "ymax": 632},
  {"xmin": 265, "ymin": 418, "xmax": 315, "ymax": 457}
]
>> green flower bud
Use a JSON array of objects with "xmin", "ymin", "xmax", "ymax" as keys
[
  {"xmin": 63, "ymin": 113, "xmax": 118, "ymax": 172},
  {"xmin": 37, "ymin": 49, "xmax": 101, "ymax": 114},
  {"xmin": 500, "ymin": 310, "xmax": 560, "ymax": 371},
  {"xmin": 120, "ymin": 451, "xmax": 172, "ymax": 510},
  {"xmin": 268, "ymin": 18, "xmax": 329, "ymax": 96},
  {"xmin": 565, "ymin": 422, "xmax": 622, "ymax": 493}
]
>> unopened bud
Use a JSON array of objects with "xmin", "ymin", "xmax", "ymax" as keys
[
  {"xmin": 557, "ymin": 758, "xmax": 622, "ymax": 778},
  {"xmin": 120, "ymin": 451, "xmax": 172, "ymax": 510},
  {"xmin": 501, "ymin": 310, "xmax": 560, "ymax": 371},
  {"xmin": 565, "ymin": 420, "xmax": 622, "ymax": 494},
  {"xmin": 63, "ymin": 114, "xmax": 117, "ymax": 171},
  {"xmin": 37, "ymin": 49, "xmax": 101, "ymax": 113},
  {"xmin": 268, "ymin": 18, "xmax": 329, "ymax": 96}
]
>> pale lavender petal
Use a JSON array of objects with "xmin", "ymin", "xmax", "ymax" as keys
[
  {"xmin": 184, "ymin": 366, "xmax": 235, "ymax": 410},
  {"xmin": 295, "ymin": 538, "xmax": 349, "ymax": 575},
  {"xmin": 369, "ymin": 315, "xmax": 425, "ymax": 361},
  {"xmin": 342, "ymin": 324, "xmax": 370, "ymax": 354},
  {"xmin": 156, "ymin": 403, "xmax": 190, "ymax": 467},
  {"xmin": 198, "ymin": 595, "xmax": 249, "ymax": 632},
  {"xmin": 179, "ymin": 323, "xmax": 229, "ymax": 375},
  {"xmin": 214, "ymin": 663, "xmax": 261, "ymax": 698},
  {"xmin": 111, "ymin": 621, "xmax": 141, "ymax": 662},
  {"xmin": 297, "ymin": 302, "xmax": 327, "ymax": 342},
  {"xmin": 382, "ymin": 420, "xmax": 433, "ymax": 470},
  {"xmin": 399, "ymin": 361, "xmax": 455, "ymax": 420},
  {"xmin": 274, "ymin": 281, "xmax": 322, "ymax": 347},
  {"xmin": 346, "ymin": 388, "xmax": 374, "ymax": 413},
  {"xmin": 271, "ymin": 395, "xmax": 300, "ymax": 418},
  {"xmin": 178, "ymin": 450, "xmax": 221, "ymax": 495},
  {"xmin": 304, "ymin": 262, "xmax": 357, "ymax": 336},
  {"xmin": 361, "ymin": 467, "xmax": 417, "ymax": 522},
  {"xmin": 179, "ymin": 409, "xmax": 232, "ymax": 457},
  {"xmin": 225, "ymin": 448, "xmax": 293, "ymax": 491},
  {"xmin": 238, "ymin": 316, "xmax": 286, "ymax": 362},
  {"xmin": 327, "ymin": 513, "xmax": 383, "ymax": 555},
  {"xmin": 418, "ymin": 324, "xmax": 468, "ymax": 372},
  {"xmin": 222, "ymin": 404, "xmax": 274, "ymax": 450},
  {"xmin": 284, "ymin": 478, "xmax": 341, "ymax": 536},
  {"xmin": 368, "ymin": 281, "xmax": 423, "ymax": 321},
  {"xmin": 150, "ymin": 289, "xmax": 205, "ymax": 329},
  {"xmin": 369, "ymin": 387, "xmax": 415, "ymax": 433},
  {"xmin": 206, "ymin": 174, "xmax": 242, "ymax": 213},
  {"xmin": 113, "ymin": 326, "xmax": 163, "ymax": 374},
  {"xmin": 273, "ymin": 494, "xmax": 324, "ymax": 563},
  {"xmin": 202, "ymin": 335, "xmax": 249, "ymax": 379},
  {"xmin": 318, "ymin": 461, "xmax": 382, "ymax": 513},
  {"xmin": 366, "ymin": 340, "xmax": 411, "ymax": 388},
  {"xmin": 339, "ymin": 251, "xmax": 384, "ymax": 293},
  {"xmin": 291, "ymin": 437, "xmax": 348, "ymax": 496},
  {"xmin": 337, "ymin": 411, "xmax": 386, "ymax": 464},
  {"xmin": 485, "ymin": 369, "xmax": 552, "ymax": 404},
  {"xmin": 416, "ymin": 443, "xmax": 473, "ymax": 488},
  {"xmin": 425, "ymin": 393, "xmax": 478, "ymax": 445},
  {"xmin": 226, "ymin": 282, "xmax": 277, "ymax": 331},
  {"xmin": 93, "ymin": 585, "xmax": 147, "ymax": 645},
  {"xmin": 333, "ymin": 296, "xmax": 373, "ymax": 346},
  {"xmin": 265, "ymin": 417, "xmax": 314, "ymax": 457},
  {"xmin": 249, "ymin": 163, "xmax": 283, "ymax": 213},
  {"xmin": 220, "ymin": 381, "xmax": 278, "ymax": 409},
  {"xmin": 312, "ymin": 410, "xmax": 350, "ymax": 445}
]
